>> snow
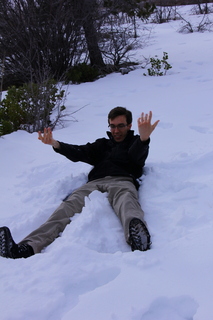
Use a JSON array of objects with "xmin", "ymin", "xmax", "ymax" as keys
[{"xmin": 0, "ymin": 5, "xmax": 213, "ymax": 320}]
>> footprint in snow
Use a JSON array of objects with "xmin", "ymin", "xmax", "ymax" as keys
[
  {"xmin": 141, "ymin": 295, "xmax": 198, "ymax": 320},
  {"xmin": 189, "ymin": 126, "xmax": 212, "ymax": 134}
]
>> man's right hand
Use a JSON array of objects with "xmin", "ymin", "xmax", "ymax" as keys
[{"xmin": 38, "ymin": 128, "xmax": 60, "ymax": 149}]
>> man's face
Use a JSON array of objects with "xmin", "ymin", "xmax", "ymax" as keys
[{"xmin": 109, "ymin": 115, "xmax": 132, "ymax": 142}]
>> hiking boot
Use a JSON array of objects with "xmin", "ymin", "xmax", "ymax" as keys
[
  {"xmin": 0, "ymin": 226, "xmax": 34, "ymax": 259},
  {"xmin": 129, "ymin": 218, "xmax": 151, "ymax": 251}
]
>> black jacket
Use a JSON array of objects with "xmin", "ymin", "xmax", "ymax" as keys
[{"xmin": 54, "ymin": 130, "xmax": 150, "ymax": 188}]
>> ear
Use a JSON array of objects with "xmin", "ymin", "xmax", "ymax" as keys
[{"xmin": 128, "ymin": 123, "xmax": 132, "ymax": 130}]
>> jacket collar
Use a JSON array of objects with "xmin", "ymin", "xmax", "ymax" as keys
[{"xmin": 106, "ymin": 130, "xmax": 135, "ymax": 143}]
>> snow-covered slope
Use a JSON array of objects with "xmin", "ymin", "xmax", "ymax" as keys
[{"xmin": 0, "ymin": 6, "xmax": 213, "ymax": 320}]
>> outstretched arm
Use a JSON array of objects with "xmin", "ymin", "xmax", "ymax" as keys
[
  {"xmin": 38, "ymin": 127, "xmax": 60, "ymax": 149},
  {"xmin": 137, "ymin": 111, "xmax": 160, "ymax": 142}
]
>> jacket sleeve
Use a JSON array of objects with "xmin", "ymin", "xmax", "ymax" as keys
[
  {"xmin": 128, "ymin": 137, "xmax": 150, "ymax": 166},
  {"xmin": 53, "ymin": 139, "xmax": 104, "ymax": 165}
]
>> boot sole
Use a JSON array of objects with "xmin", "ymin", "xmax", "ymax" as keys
[{"xmin": 0, "ymin": 227, "xmax": 15, "ymax": 258}]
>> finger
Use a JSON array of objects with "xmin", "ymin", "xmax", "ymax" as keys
[
  {"xmin": 48, "ymin": 127, "xmax": 52, "ymax": 136},
  {"xmin": 45, "ymin": 128, "xmax": 51, "ymax": 140},
  {"xmin": 152, "ymin": 120, "xmax": 160, "ymax": 131},
  {"xmin": 138, "ymin": 113, "xmax": 143, "ymax": 124},
  {"xmin": 140, "ymin": 112, "xmax": 144, "ymax": 122},
  {"xmin": 38, "ymin": 131, "xmax": 43, "ymax": 140}
]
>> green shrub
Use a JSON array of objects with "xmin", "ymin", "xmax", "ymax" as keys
[
  {"xmin": 0, "ymin": 80, "xmax": 66, "ymax": 136},
  {"xmin": 0, "ymin": 85, "xmax": 29, "ymax": 136},
  {"xmin": 65, "ymin": 63, "xmax": 100, "ymax": 84},
  {"xmin": 143, "ymin": 52, "xmax": 172, "ymax": 76}
]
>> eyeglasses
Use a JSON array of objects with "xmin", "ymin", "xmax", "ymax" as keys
[{"xmin": 108, "ymin": 123, "xmax": 128, "ymax": 130}]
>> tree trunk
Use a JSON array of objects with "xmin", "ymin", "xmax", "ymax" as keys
[
  {"xmin": 82, "ymin": 18, "xmax": 105, "ymax": 67},
  {"xmin": 72, "ymin": 0, "xmax": 105, "ymax": 68}
]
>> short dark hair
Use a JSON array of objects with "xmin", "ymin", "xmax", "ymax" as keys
[{"xmin": 108, "ymin": 106, "xmax": 132, "ymax": 125}]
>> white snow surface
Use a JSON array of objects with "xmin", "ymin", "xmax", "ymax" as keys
[{"xmin": 0, "ymin": 6, "xmax": 213, "ymax": 320}]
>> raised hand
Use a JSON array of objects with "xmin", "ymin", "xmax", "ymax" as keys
[
  {"xmin": 137, "ymin": 111, "xmax": 160, "ymax": 141},
  {"xmin": 38, "ymin": 127, "xmax": 59, "ymax": 148}
]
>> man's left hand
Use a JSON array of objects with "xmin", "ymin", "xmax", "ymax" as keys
[{"xmin": 138, "ymin": 111, "xmax": 160, "ymax": 141}]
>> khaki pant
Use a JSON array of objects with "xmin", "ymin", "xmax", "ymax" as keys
[{"xmin": 20, "ymin": 176, "xmax": 147, "ymax": 253}]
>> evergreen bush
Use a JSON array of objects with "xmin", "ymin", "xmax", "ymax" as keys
[
  {"xmin": 65, "ymin": 63, "xmax": 100, "ymax": 84},
  {"xmin": 143, "ymin": 52, "xmax": 172, "ymax": 76},
  {"xmin": 0, "ymin": 81, "xmax": 66, "ymax": 136}
]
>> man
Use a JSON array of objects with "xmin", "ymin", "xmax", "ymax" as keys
[{"xmin": 0, "ymin": 107, "xmax": 159, "ymax": 259}]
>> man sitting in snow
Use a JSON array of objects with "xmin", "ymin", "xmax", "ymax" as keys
[{"xmin": 0, "ymin": 107, "xmax": 159, "ymax": 259}]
